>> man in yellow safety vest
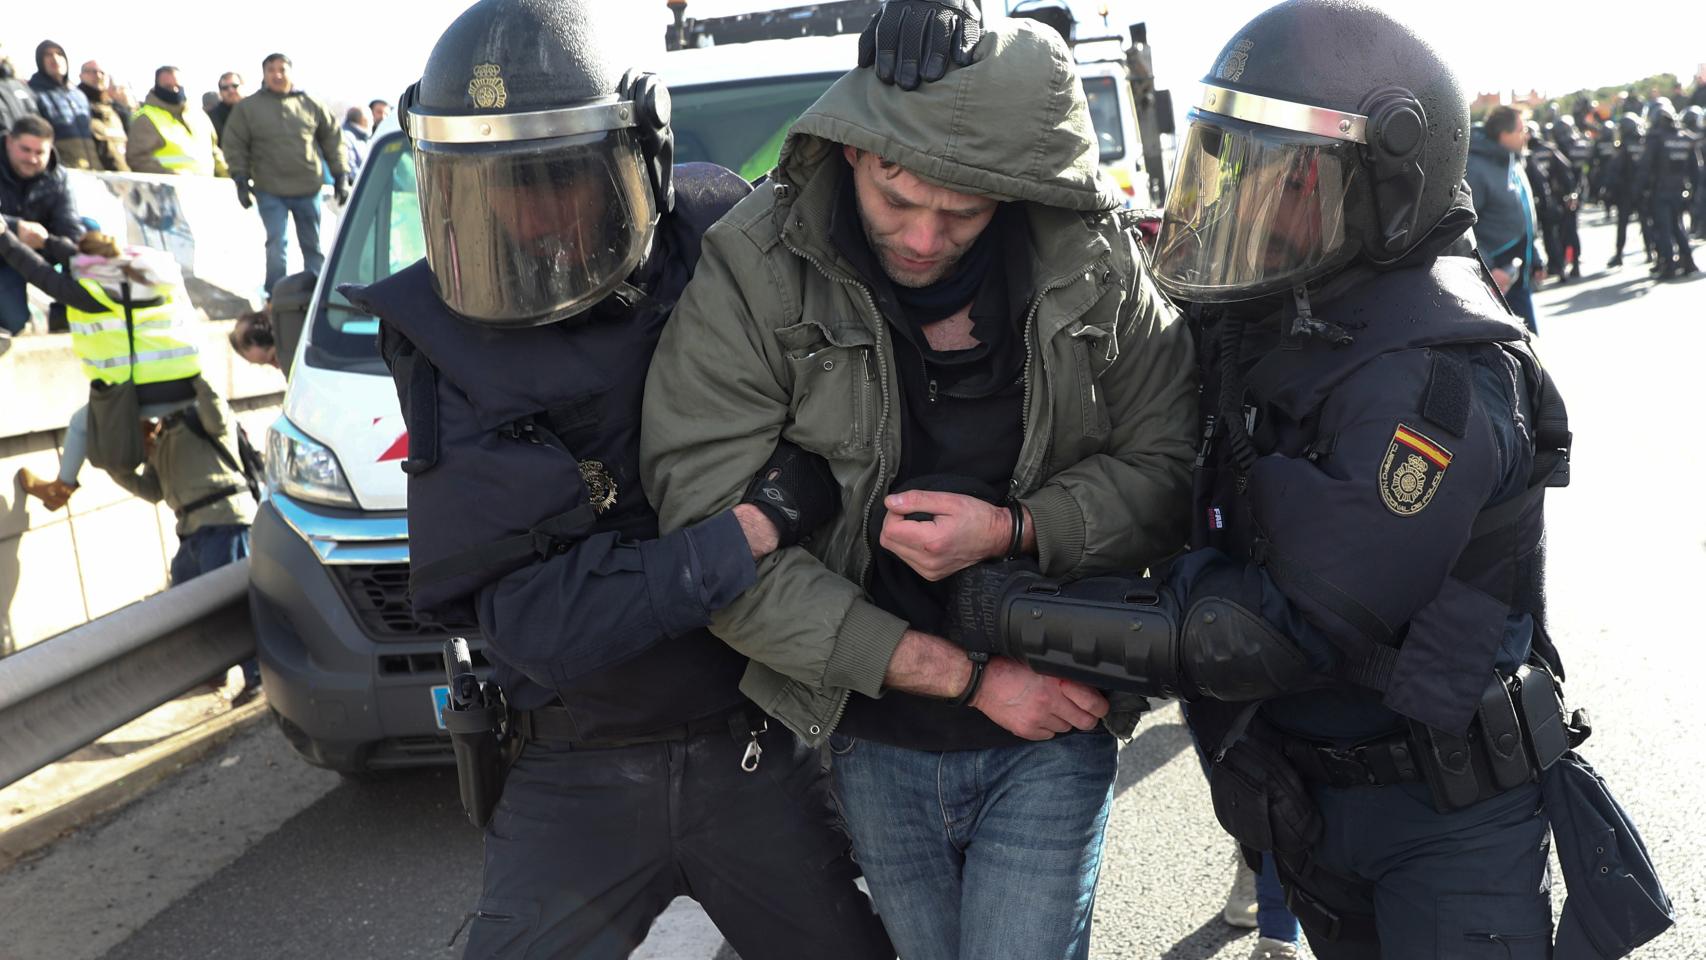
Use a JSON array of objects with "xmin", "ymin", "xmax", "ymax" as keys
[{"xmin": 126, "ymin": 66, "xmax": 227, "ymax": 177}]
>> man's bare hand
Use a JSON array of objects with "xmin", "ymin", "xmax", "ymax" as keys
[
  {"xmin": 971, "ymin": 657, "xmax": 1108, "ymax": 740},
  {"xmin": 16, "ymin": 220, "xmax": 49, "ymax": 250},
  {"xmin": 732, "ymin": 503, "xmax": 781, "ymax": 561},
  {"xmin": 880, "ymin": 490, "xmax": 1027, "ymax": 581},
  {"xmin": 1490, "ymin": 267, "xmax": 1514, "ymax": 294}
]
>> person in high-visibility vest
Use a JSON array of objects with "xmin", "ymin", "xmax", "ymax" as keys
[
  {"xmin": 1, "ymin": 224, "xmax": 203, "ymax": 510},
  {"xmin": 125, "ymin": 66, "xmax": 228, "ymax": 177}
]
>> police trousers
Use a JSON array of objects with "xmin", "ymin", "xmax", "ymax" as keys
[
  {"xmin": 462, "ymin": 719, "xmax": 894, "ymax": 960},
  {"xmin": 1280, "ymin": 781, "xmax": 1552, "ymax": 960}
]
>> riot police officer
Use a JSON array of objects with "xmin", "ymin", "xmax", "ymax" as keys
[
  {"xmin": 1640, "ymin": 100, "xmax": 1701, "ymax": 278},
  {"xmin": 1606, "ymin": 112, "xmax": 1652, "ymax": 268},
  {"xmin": 1526, "ymin": 120, "xmax": 1581, "ymax": 282},
  {"xmin": 339, "ymin": 1, "xmax": 918, "ymax": 956},
  {"xmin": 945, "ymin": 2, "xmax": 1672, "ymax": 956},
  {"xmin": 1686, "ymin": 105, "xmax": 1706, "ymax": 238},
  {"xmin": 1546, "ymin": 118, "xmax": 1588, "ymax": 278}
]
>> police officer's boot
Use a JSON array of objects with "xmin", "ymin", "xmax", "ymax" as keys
[
  {"xmin": 1607, "ymin": 253, "xmax": 1623, "ymax": 268},
  {"xmin": 16, "ymin": 469, "xmax": 76, "ymax": 512}
]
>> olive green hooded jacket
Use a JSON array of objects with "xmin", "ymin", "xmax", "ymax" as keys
[{"xmin": 641, "ymin": 19, "xmax": 1197, "ymax": 745}]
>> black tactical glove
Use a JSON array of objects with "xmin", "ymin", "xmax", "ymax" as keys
[
  {"xmin": 858, "ymin": 0, "xmax": 984, "ymax": 91},
  {"xmin": 333, "ymin": 175, "xmax": 350, "ymax": 206},
  {"xmin": 233, "ymin": 178, "xmax": 253, "ymax": 210},
  {"xmin": 741, "ymin": 441, "xmax": 839, "ymax": 549},
  {"xmin": 944, "ymin": 558, "xmax": 1041, "ymax": 655}
]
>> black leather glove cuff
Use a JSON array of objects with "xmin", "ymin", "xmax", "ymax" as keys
[
  {"xmin": 945, "ymin": 559, "xmax": 1040, "ymax": 656},
  {"xmin": 741, "ymin": 440, "xmax": 839, "ymax": 549}
]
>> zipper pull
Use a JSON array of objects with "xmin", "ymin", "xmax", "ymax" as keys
[
  {"xmin": 1194, "ymin": 413, "xmax": 1218, "ymax": 468},
  {"xmin": 928, "ymin": 379, "xmax": 939, "ymax": 404}
]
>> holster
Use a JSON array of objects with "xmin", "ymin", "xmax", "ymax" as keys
[
  {"xmin": 1207, "ymin": 720, "xmax": 1324, "ymax": 855},
  {"xmin": 443, "ymin": 686, "xmax": 515, "ymax": 829}
]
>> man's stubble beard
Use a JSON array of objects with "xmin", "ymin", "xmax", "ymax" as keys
[{"xmin": 863, "ymin": 220, "xmax": 963, "ymax": 289}]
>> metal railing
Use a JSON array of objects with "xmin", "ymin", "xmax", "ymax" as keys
[{"xmin": 0, "ymin": 560, "xmax": 252, "ymax": 789}]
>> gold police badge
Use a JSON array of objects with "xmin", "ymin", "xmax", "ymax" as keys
[
  {"xmin": 1379, "ymin": 423, "xmax": 1452, "ymax": 516},
  {"xmin": 579, "ymin": 459, "xmax": 617, "ymax": 513},
  {"xmin": 468, "ymin": 63, "xmax": 508, "ymax": 109}
]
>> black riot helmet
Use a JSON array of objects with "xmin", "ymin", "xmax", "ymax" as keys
[
  {"xmin": 1647, "ymin": 98, "xmax": 1679, "ymax": 131},
  {"xmin": 399, "ymin": 0, "xmax": 675, "ymax": 327},
  {"xmin": 1685, "ymin": 106, "xmax": 1705, "ymax": 134},
  {"xmin": 1153, "ymin": 0, "xmax": 1469, "ymax": 303},
  {"xmin": 1618, "ymin": 113, "xmax": 1644, "ymax": 143}
]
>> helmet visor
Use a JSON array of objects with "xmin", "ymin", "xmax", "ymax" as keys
[
  {"xmin": 1153, "ymin": 113, "xmax": 1361, "ymax": 302},
  {"xmin": 414, "ymin": 128, "xmax": 656, "ymax": 326}
]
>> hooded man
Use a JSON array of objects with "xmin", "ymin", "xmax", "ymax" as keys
[
  {"xmin": 126, "ymin": 66, "xmax": 228, "ymax": 177},
  {"xmin": 0, "ymin": 46, "xmax": 41, "ymax": 132},
  {"xmin": 26, "ymin": 41, "xmax": 97, "ymax": 170},
  {"xmin": 642, "ymin": 17, "xmax": 1196, "ymax": 958}
]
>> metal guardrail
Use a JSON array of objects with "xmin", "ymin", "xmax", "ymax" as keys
[{"xmin": 0, "ymin": 560, "xmax": 253, "ymax": 790}]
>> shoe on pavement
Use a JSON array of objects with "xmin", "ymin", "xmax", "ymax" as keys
[
  {"xmin": 1606, "ymin": 256, "xmax": 1622, "ymax": 269},
  {"xmin": 1249, "ymin": 937, "xmax": 1301, "ymax": 959},
  {"xmin": 1223, "ymin": 857, "xmax": 1259, "ymax": 929},
  {"xmin": 17, "ymin": 468, "xmax": 76, "ymax": 511}
]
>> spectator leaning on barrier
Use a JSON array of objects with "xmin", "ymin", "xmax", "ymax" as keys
[
  {"xmin": 77, "ymin": 61, "xmax": 129, "ymax": 172},
  {"xmin": 340, "ymin": 106, "xmax": 369, "ymax": 183},
  {"xmin": 208, "ymin": 72, "xmax": 243, "ymax": 142},
  {"xmin": 0, "ymin": 46, "xmax": 41, "ymax": 132},
  {"xmin": 27, "ymin": 41, "xmax": 98, "ymax": 171},
  {"xmin": 127, "ymin": 67, "xmax": 228, "ymax": 177},
  {"xmin": 0, "ymin": 115, "xmax": 85, "ymax": 335},
  {"xmin": 220, "ymin": 53, "xmax": 346, "ymax": 296}
]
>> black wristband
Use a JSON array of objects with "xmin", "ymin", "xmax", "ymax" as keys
[
  {"xmin": 1003, "ymin": 501, "xmax": 1025, "ymax": 561},
  {"xmin": 952, "ymin": 650, "xmax": 991, "ymax": 707}
]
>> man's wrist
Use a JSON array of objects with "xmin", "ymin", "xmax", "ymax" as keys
[{"xmin": 731, "ymin": 503, "xmax": 781, "ymax": 561}]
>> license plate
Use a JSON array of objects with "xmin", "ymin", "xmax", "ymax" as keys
[{"xmin": 430, "ymin": 684, "xmax": 451, "ymax": 731}]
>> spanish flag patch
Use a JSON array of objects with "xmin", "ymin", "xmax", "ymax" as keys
[{"xmin": 1380, "ymin": 423, "xmax": 1452, "ymax": 516}]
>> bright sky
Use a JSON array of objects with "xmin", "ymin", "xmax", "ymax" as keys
[{"xmin": 4, "ymin": 1, "xmax": 1701, "ymax": 124}]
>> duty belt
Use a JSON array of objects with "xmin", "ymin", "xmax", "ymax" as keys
[
  {"xmin": 1278, "ymin": 662, "xmax": 1589, "ymax": 812},
  {"xmin": 516, "ymin": 702, "xmax": 769, "ymax": 763}
]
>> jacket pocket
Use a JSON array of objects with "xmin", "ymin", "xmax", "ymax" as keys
[{"xmin": 774, "ymin": 320, "xmax": 877, "ymax": 459}]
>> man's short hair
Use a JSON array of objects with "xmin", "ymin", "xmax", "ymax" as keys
[
  {"xmin": 10, "ymin": 114, "xmax": 54, "ymax": 140},
  {"xmin": 345, "ymin": 106, "xmax": 367, "ymax": 124},
  {"xmin": 154, "ymin": 65, "xmax": 179, "ymax": 86},
  {"xmin": 220, "ymin": 71, "xmax": 242, "ymax": 84},
  {"xmin": 262, "ymin": 53, "xmax": 291, "ymax": 69},
  {"xmin": 1485, "ymin": 105, "xmax": 1524, "ymax": 137},
  {"xmin": 369, "ymin": 99, "xmax": 389, "ymax": 111}
]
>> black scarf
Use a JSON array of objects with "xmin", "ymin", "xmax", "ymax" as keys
[
  {"xmin": 888, "ymin": 221, "xmax": 999, "ymax": 324},
  {"xmin": 151, "ymin": 85, "xmax": 186, "ymax": 106}
]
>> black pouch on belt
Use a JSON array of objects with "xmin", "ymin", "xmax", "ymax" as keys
[{"xmin": 1208, "ymin": 714, "xmax": 1324, "ymax": 855}]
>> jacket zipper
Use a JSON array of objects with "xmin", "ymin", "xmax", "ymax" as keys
[
  {"xmin": 778, "ymin": 228, "xmax": 893, "ymax": 737},
  {"xmin": 1012, "ymin": 266, "xmax": 1094, "ymax": 497}
]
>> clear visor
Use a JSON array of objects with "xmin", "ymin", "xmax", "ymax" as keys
[
  {"xmin": 414, "ymin": 128, "xmax": 656, "ymax": 326},
  {"xmin": 1153, "ymin": 112, "xmax": 1361, "ymax": 302}
]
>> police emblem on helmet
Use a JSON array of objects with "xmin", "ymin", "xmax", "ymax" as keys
[
  {"xmin": 468, "ymin": 63, "xmax": 508, "ymax": 109},
  {"xmin": 579, "ymin": 459, "xmax": 618, "ymax": 513},
  {"xmin": 1379, "ymin": 423, "xmax": 1451, "ymax": 516},
  {"xmin": 1215, "ymin": 40, "xmax": 1254, "ymax": 83}
]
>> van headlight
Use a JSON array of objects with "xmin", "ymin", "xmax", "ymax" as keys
[{"xmin": 266, "ymin": 418, "xmax": 358, "ymax": 508}]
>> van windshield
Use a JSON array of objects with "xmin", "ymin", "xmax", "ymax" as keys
[
  {"xmin": 306, "ymin": 133, "xmax": 426, "ymax": 372},
  {"xmin": 671, "ymin": 74, "xmax": 840, "ymax": 182},
  {"xmin": 1082, "ymin": 76, "xmax": 1126, "ymax": 162}
]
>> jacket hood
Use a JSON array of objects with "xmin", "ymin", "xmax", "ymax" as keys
[
  {"xmin": 777, "ymin": 17, "xmax": 1119, "ymax": 213},
  {"xmin": 1469, "ymin": 125, "xmax": 1512, "ymax": 160},
  {"xmin": 32, "ymin": 41, "xmax": 67, "ymax": 86}
]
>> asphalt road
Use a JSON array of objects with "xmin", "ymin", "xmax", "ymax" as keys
[{"xmin": 0, "ymin": 214, "xmax": 1700, "ymax": 960}]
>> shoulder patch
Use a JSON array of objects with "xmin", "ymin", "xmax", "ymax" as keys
[{"xmin": 1379, "ymin": 423, "xmax": 1452, "ymax": 516}]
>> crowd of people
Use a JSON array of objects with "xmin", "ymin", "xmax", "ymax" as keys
[
  {"xmin": 0, "ymin": 37, "xmax": 392, "ymax": 340},
  {"xmin": 1466, "ymin": 84, "xmax": 1705, "ymax": 332}
]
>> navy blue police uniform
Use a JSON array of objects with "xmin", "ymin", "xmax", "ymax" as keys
[
  {"xmin": 349, "ymin": 164, "xmax": 892, "ymax": 960},
  {"xmin": 1638, "ymin": 115, "xmax": 1701, "ymax": 277}
]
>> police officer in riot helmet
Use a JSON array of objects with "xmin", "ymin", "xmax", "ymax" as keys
[
  {"xmin": 1686, "ymin": 105, "xmax": 1706, "ymax": 239},
  {"xmin": 946, "ymin": 1, "xmax": 1672, "ymax": 956},
  {"xmin": 339, "ymin": 1, "xmax": 938, "ymax": 956},
  {"xmin": 1607, "ymin": 111, "xmax": 1652, "ymax": 268},
  {"xmin": 1639, "ymin": 98, "xmax": 1701, "ymax": 278}
]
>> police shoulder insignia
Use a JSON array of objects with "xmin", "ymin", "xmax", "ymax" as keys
[
  {"xmin": 1379, "ymin": 423, "xmax": 1452, "ymax": 517},
  {"xmin": 468, "ymin": 63, "xmax": 508, "ymax": 110},
  {"xmin": 579, "ymin": 459, "xmax": 618, "ymax": 513}
]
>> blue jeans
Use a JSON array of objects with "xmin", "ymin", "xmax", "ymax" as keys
[
  {"xmin": 0, "ymin": 261, "xmax": 29, "ymax": 334},
  {"xmin": 828, "ymin": 732, "xmax": 1117, "ymax": 960},
  {"xmin": 254, "ymin": 189, "xmax": 324, "ymax": 296},
  {"xmin": 171, "ymin": 524, "xmax": 256, "ymax": 686}
]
